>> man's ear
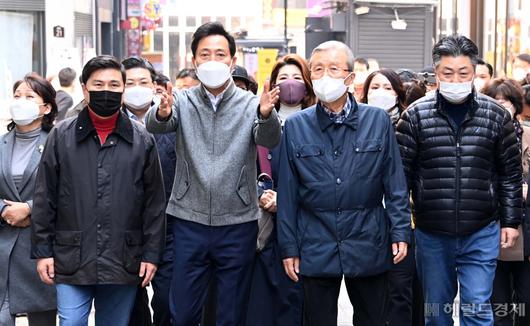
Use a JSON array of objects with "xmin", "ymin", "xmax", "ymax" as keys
[
  {"xmin": 82, "ymin": 83, "xmax": 90, "ymax": 103},
  {"xmin": 344, "ymin": 72, "xmax": 355, "ymax": 86}
]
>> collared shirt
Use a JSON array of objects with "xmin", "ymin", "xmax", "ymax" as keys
[
  {"xmin": 322, "ymin": 96, "xmax": 352, "ymax": 124},
  {"xmin": 204, "ymin": 86, "xmax": 227, "ymax": 112},
  {"xmin": 126, "ymin": 108, "xmax": 145, "ymax": 124}
]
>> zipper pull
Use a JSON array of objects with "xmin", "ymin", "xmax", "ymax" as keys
[{"xmin": 456, "ymin": 142, "xmax": 461, "ymax": 156}]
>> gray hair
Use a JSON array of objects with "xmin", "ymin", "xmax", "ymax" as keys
[
  {"xmin": 310, "ymin": 41, "xmax": 355, "ymax": 71},
  {"xmin": 432, "ymin": 35, "xmax": 479, "ymax": 68}
]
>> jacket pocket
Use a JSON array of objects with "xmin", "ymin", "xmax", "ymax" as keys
[
  {"xmin": 294, "ymin": 144, "xmax": 327, "ymax": 182},
  {"xmin": 174, "ymin": 159, "xmax": 190, "ymax": 200},
  {"xmin": 236, "ymin": 165, "xmax": 251, "ymax": 206},
  {"xmin": 354, "ymin": 139, "xmax": 383, "ymax": 176},
  {"xmin": 53, "ymin": 231, "xmax": 82, "ymax": 275},
  {"xmin": 123, "ymin": 230, "xmax": 143, "ymax": 274}
]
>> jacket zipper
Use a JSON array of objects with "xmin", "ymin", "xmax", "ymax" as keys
[
  {"xmin": 455, "ymin": 135, "xmax": 461, "ymax": 235},
  {"xmin": 210, "ymin": 109, "xmax": 216, "ymax": 225}
]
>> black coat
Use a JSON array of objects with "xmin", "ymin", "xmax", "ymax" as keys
[
  {"xmin": 31, "ymin": 108, "xmax": 166, "ymax": 285},
  {"xmin": 396, "ymin": 92, "xmax": 522, "ymax": 236}
]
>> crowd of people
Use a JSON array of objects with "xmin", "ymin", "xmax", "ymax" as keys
[{"xmin": 1, "ymin": 20, "xmax": 530, "ymax": 326}]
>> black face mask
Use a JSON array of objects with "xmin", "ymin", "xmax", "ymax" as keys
[{"xmin": 88, "ymin": 90, "xmax": 123, "ymax": 117}]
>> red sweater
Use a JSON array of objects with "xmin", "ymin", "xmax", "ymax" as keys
[{"xmin": 88, "ymin": 110, "xmax": 119, "ymax": 145}]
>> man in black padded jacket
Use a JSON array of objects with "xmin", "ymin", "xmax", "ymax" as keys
[{"xmin": 396, "ymin": 35, "xmax": 522, "ymax": 326}]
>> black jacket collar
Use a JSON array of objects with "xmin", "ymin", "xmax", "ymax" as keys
[
  {"xmin": 75, "ymin": 106, "xmax": 134, "ymax": 144},
  {"xmin": 316, "ymin": 93, "xmax": 358, "ymax": 131}
]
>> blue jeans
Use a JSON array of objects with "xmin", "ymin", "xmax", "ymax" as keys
[
  {"xmin": 416, "ymin": 221, "xmax": 500, "ymax": 326},
  {"xmin": 56, "ymin": 284, "xmax": 137, "ymax": 326}
]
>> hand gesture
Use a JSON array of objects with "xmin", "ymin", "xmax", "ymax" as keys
[
  {"xmin": 259, "ymin": 80, "xmax": 280, "ymax": 119},
  {"xmin": 156, "ymin": 82, "xmax": 174, "ymax": 120}
]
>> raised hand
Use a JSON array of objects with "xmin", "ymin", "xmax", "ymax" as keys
[
  {"xmin": 259, "ymin": 80, "xmax": 280, "ymax": 119},
  {"xmin": 157, "ymin": 82, "xmax": 174, "ymax": 120}
]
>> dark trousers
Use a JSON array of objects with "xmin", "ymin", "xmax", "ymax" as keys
[
  {"xmin": 128, "ymin": 287, "xmax": 152, "ymax": 326},
  {"xmin": 200, "ymin": 277, "xmax": 217, "ymax": 326},
  {"xmin": 129, "ymin": 219, "xmax": 174, "ymax": 326},
  {"xmin": 169, "ymin": 218, "xmax": 257, "ymax": 326},
  {"xmin": 492, "ymin": 260, "xmax": 530, "ymax": 326},
  {"xmin": 245, "ymin": 232, "xmax": 303, "ymax": 326},
  {"xmin": 388, "ymin": 234, "xmax": 424, "ymax": 326},
  {"xmin": 302, "ymin": 273, "xmax": 388, "ymax": 326}
]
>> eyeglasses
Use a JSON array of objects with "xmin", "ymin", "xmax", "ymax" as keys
[{"xmin": 310, "ymin": 66, "xmax": 351, "ymax": 78}]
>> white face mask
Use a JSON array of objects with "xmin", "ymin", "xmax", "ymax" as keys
[
  {"xmin": 473, "ymin": 79, "xmax": 486, "ymax": 93},
  {"xmin": 9, "ymin": 98, "xmax": 42, "ymax": 126},
  {"xmin": 312, "ymin": 75, "xmax": 349, "ymax": 103},
  {"xmin": 124, "ymin": 86, "xmax": 154, "ymax": 111},
  {"xmin": 439, "ymin": 80, "xmax": 473, "ymax": 104},
  {"xmin": 513, "ymin": 68, "xmax": 528, "ymax": 81},
  {"xmin": 196, "ymin": 61, "xmax": 231, "ymax": 89},
  {"xmin": 368, "ymin": 89, "xmax": 397, "ymax": 110}
]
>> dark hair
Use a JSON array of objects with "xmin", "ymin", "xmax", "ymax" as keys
[
  {"xmin": 354, "ymin": 57, "xmax": 369, "ymax": 70},
  {"xmin": 191, "ymin": 22, "xmax": 236, "ymax": 58},
  {"xmin": 403, "ymin": 80, "xmax": 427, "ymax": 107},
  {"xmin": 8, "ymin": 74, "xmax": 58, "ymax": 132},
  {"xmin": 176, "ymin": 68, "xmax": 198, "ymax": 81},
  {"xmin": 482, "ymin": 78, "xmax": 524, "ymax": 117},
  {"xmin": 58, "ymin": 67, "xmax": 77, "ymax": 87},
  {"xmin": 122, "ymin": 57, "xmax": 156, "ymax": 82},
  {"xmin": 432, "ymin": 35, "xmax": 479, "ymax": 68},
  {"xmin": 396, "ymin": 69, "xmax": 418, "ymax": 83},
  {"xmin": 269, "ymin": 53, "xmax": 316, "ymax": 110},
  {"xmin": 247, "ymin": 75, "xmax": 258, "ymax": 95},
  {"xmin": 360, "ymin": 69, "xmax": 406, "ymax": 111},
  {"xmin": 476, "ymin": 58, "xmax": 494, "ymax": 77},
  {"xmin": 81, "ymin": 55, "xmax": 126, "ymax": 85},
  {"xmin": 523, "ymin": 83, "xmax": 530, "ymax": 106},
  {"xmin": 154, "ymin": 72, "xmax": 170, "ymax": 88},
  {"xmin": 517, "ymin": 53, "xmax": 530, "ymax": 65}
]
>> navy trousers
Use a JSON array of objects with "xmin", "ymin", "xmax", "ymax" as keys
[
  {"xmin": 170, "ymin": 218, "xmax": 257, "ymax": 326},
  {"xmin": 245, "ymin": 231, "xmax": 303, "ymax": 326},
  {"xmin": 129, "ymin": 218, "xmax": 174, "ymax": 326}
]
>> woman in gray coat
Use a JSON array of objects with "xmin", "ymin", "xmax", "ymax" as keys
[{"xmin": 0, "ymin": 74, "xmax": 57, "ymax": 325}]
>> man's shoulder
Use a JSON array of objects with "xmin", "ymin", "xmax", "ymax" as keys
[
  {"xmin": 474, "ymin": 92, "xmax": 506, "ymax": 117},
  {"xmin": 130, "ymin": 118, "xmax": 156, "ymax": 145},
  {"xmin": 54, "ymin": 115, "xmax": 77, "ymax": 133}
]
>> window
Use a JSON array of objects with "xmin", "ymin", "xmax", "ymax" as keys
[
  {"xmin": 154, "ymin": 31, "xmax": 163, "ymax": 52},
  {"xmin": 232, "ymin": 17, "xmax": 241, "ymax": 30},
  {"xmin": 169, "ymin": 16, "xmax": 179, "ymax": 26},
  {"xmin": 169, "ymin": 32, "xmax": 180, "ymax": 82},
  {"xmin": 186, "ymin": 16, "xmax": 196, "ymax": 26}
]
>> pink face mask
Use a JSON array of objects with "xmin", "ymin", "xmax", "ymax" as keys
[{"xmin": 278, "ymin": 79, "xmax": 307, "ymax": 105}]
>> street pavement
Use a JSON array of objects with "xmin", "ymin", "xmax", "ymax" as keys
[{"xmin": 16, "ymin": 280, "xmax": 459, "ymax": 325}]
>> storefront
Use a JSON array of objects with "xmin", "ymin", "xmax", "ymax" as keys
[
  {"xmin": 0, "ymin": 1, "xmax": 46, "ymax": 101},
  {"xmin": 439, "ymin": 0, "xmax": 530, "ymax": 77}
]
